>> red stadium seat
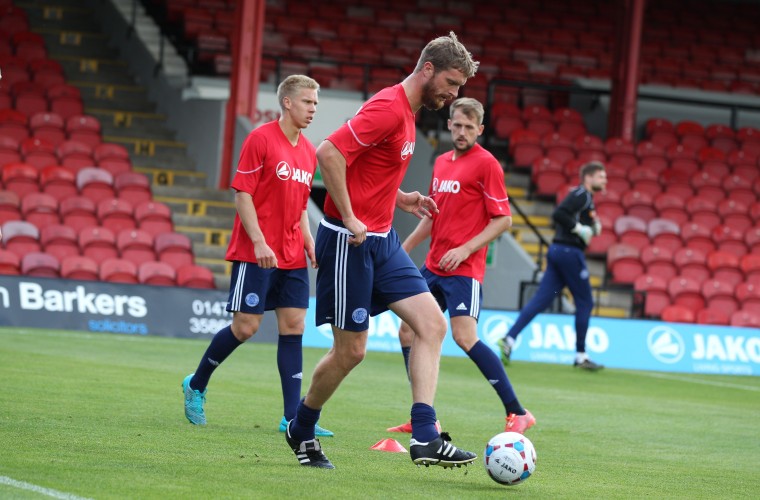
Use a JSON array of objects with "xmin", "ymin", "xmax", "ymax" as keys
[
  {"xmin": 154, "ymin": 232, "xmax": 194, "ymax": 270},
  {"xmin": 706, "ymin": 250, "xmax": 742, "ymax": 286},
  {"xmin": 701, "ymin": 278, "xmax": 739, "ymax": 315},
  {"xmin": 60, "ymin": 255, "xmax": 99, "ymax": 281},
  {"xmin": 509, "ymin": 129, "xmax": 543, "ymax": 169},
  {"xmin": 730, "ymin": 309, "xmax": 760, "ymax": 328},
  {"xmin": 606, "ymin": 243, "xmax": 643, "ymax": 285},
  {"xmin": 1, "ymin": 219, "xmax": 40, "ymax": 257},
  {"xmin": 30, "ymin": 111, "xmax": 66, "ymax": 146},
  {"xmin": 39, "ymin": 165, "xmax": 77, "ymax": 201},
  {"xmin": 40, "ymin": 224, "xmax": 79, "ymax": 262},
  {"xmin": 621, "ymin": 190, "xmax": 656, "ymax": 222},
  {"xmin": 673, "ymin": 247, "xmax": 710, "ymax": 282},
  {"xmin": 79, "ymin": 226, "xmax": 118, "ymax": 264},
  {"xmin": 660, "ymin": 304, "xmax": 696, "ymax": 324},
  {"xmin": 640, "ymin": 245, "xmax": 677, "ymax": 280},
  {"xmin": 653, "ymin": 192, "xmax": 688, "ymax": 226},
  {"xmin": 99, "ymin": 257, "xmax": 138, "ymax": 284},
  {"xmin": 0, "ymin": 248, "xmax": 21, "ymax": 275},
  {"xmin": 740, "ymin": 254, "xmax": 760, "ymax": 285},
  {"xmin": 116, "ymin": 228, "xmax": 156, "ymax": 266},
  {"xmin": 542, "ymin": 133, "xmax": 575, "ymax": 166},
  {"xmin": 134, "ymin": 200, "xmax": 173, "ymax": 237},
  {"xmin": 711, "ymin": 225, "xmax": 747, "ymax": 258},
  {"xmin": 690, "ymin": 171, "xmax": 725, "ymax": 201},
  {"xmin": 59, "ymin": 195, "xmax": 98, "ymax": 232},
  {"xmin": 57, "ymin": 140, "xmax": 95, "ymax": 173},
  {"xmin": 76, "ymin": 167, "xmax": 115, "ymax": 203},
  {"xmin": 695, "ymin": 308, "xmax": 730, "ymax": 326},
  {"xmin": 20, "ymin": 137, "xmax": 58, "ymax": 169},
  {"xmin": 177, "ymin": 264, "xmax": 216, "ymax": 289},
  {"xmin": 633, "ymin": 273, "xmax": 669, "ymax": 317},
  {"xmin": 21, "ymin": 192, "xmax": 59, "ymax": 229},
  {"xmin": 737, "ymin": 282, "xmax": 760, "ymax": 309},
  {"xmin": 667, "ymin": 276, "xmax": 705, "ymax": 312},
  {"xmin": 2, "ymin": 162, "xmax": 39, "ymax": 198},
  {"xmin": 614, "ymin": 215, "xmax": 649, "ymax": 250},
  {"xmin": 97, "ymin": 197, "xmax": 136, "ymax": 234},
  {"xmin": 20, "ymin": 251, "xmax": 60, "ymax": 277},
  {"xmin": 647, "ymin": 218, "xmax": 682, "ymax": 252},
  {"xmin": 717, "ymin": 199, "xmax": 752, "ymax": 232},
  {"xmin": 114, "ymin": 172, "xmax": 152, "ymax": 205},
  {"xmin": 0, "ymin": 190, "xmax": 21, "ymax": 226},
  {"xmin": 138, "ymin": 260, "xmax": 177, "ymax": 286},
  {"xmin": 722, "ymin": 174, "xmax": 757, "ymax": 207},
  {"xmin": 66, "ymin": 115, "xmax": 101, "ymax": 149},
  {"xmin": 681, "ymin": 221, "xmax": 716, "ymax": 255}
]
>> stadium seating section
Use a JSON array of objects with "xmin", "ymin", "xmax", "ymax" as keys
[{"xmin": 0, "ymin": 4, "xmax": 214, "ymax": 289}]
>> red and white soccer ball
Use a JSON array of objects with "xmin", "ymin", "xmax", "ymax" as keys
[{"xmin": 483, "ymin": 431, "xmax": 537, "ymax": 486}]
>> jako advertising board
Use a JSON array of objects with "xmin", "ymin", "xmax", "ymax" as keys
[{"xmin": 2, "ymin": 277, "xmax": 758, "ymax": 376}]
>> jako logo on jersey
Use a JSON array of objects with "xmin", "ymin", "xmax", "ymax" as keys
[
  {"xmin": 276, "ymin": 161, "xmax": 312, "ymax": 185},
  {"xmin": 401, "ymin": 141, "xmax": 415, "ymax": 160},
  {"xmin": 436, "ymin": 179, "xmax": 461, "ymax": 194}
]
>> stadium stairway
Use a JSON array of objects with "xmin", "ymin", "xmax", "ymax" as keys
[{"xmin": 25, "ymin": 0, "xmax": 232, "ymax": 288}]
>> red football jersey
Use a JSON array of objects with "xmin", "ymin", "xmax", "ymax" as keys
[
  {"xmin": 323, "ymin": 84, "xmax": 417, "ymax": 233},
  {"xmin": 225, "ymin": 121, "xmax": 316, "ymax": 269},
  {"xmin": 425, "ymin": 143, "xmax": 511, "ymax": 282}
]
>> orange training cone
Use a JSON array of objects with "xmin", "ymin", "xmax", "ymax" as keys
[{"xmin": 370, "ymin": 438, "xmax": 408, "ymax": 453}]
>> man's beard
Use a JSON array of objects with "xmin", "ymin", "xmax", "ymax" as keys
[{"xmin": 421, "ymin": 80, "xmax": 445, "ymax": 110}]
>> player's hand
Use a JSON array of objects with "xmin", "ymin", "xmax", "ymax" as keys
[
  {"xmin": 398, "ymin": 191, "xmax": 438, "ymax": 219},
  {"xmin": 572, "ymin": 223, "xmax": 594, "ymax": 245},
  {"xmin": 305, "ymin": 242, "xmax": 318, "ymax": 269},
  {"xmin": 439, "ymin": 247, "xmax": 471, "ymax": 272},
  {"xmin": 344, "ymin": 216, "xmax": 367, "ymax": 246},
  {"xmin": 254, "ymin": 241, "xmax": 278, "ymax": 269}
]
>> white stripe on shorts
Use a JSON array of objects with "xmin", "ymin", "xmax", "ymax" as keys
[
  {"xmin": 230, "ymin": 262, "xmax": 246, "ymax": 311},
  {"xmin": 334, "ymin": 232, "xmax": 349, "ymax": 329},
  {"xmin": 470, "ymin": 279, "xmax": 480, "ymax": 318}
]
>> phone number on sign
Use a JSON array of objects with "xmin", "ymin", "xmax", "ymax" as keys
[{"xmin": 189, "ymin": 300, "xmax": 232, "ymax": 334}]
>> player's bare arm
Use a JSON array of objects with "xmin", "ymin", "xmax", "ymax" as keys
[
  {"xmin": 439, "ymin": 215, "xmax": 511, "ymax": 272},
  {"xmin": 316, "ymin": 140, "xmax": 367, "ymax": 246},
  {"xmin": 396, "ymin": 189, "xmax": 439, "ymax": 219},
  {"xmin": 234, "ymin": 190, "xmax": 278, "ymax": 269},
  {"xmin": 300, "ymin": 209, "xmax": 317, "ymax": 269},
  {"xmin": 401, "ymin": 216, "xmax": 433, "ymax": 253}
]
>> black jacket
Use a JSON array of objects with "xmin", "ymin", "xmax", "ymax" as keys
[{"xmin": 552, "ymin": 186, "xmax": 597, "ymax": 250}]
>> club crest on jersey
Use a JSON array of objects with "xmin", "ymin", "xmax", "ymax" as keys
[
  {"xmin": 434, "ymin": 178, "xmax": 461, "ymax": 194},
  {"xmin": 276, "ymin": 161, "xmax": 312, "ymax": 185},
  {"xmin": 401, "ymin": 141, "xmax": 415, "ymax": 160}
]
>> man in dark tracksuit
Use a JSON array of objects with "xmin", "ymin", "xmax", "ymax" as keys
[{"xmin": 499, "ymin": 162, "xmax": 608, "ymax": 370}]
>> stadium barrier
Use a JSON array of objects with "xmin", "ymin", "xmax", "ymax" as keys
[{"xmin": 1, "ymin": 276, "xmax": 757, "ymax": 376}]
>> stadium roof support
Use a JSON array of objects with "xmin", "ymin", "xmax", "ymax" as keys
[
  {"xmin": 608, "ymin": 0, "xmax": 646, "ymax": 141},
  {"xmin": 219, "ymin": 0, "xmax": 266, "ymax": 189}
]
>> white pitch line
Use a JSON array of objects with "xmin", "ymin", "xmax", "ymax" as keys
[
  {"xmin": 0, "ymin": 476, "xmax": 93, "ymax": 500},
  {"xmin": 631, "ymin": 371, "xmax": 760, "ymax": 392}
]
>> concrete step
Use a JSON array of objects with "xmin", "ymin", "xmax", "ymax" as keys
[
  {"xmin": 22, "ymin": 2, "xmax": 101, "ymax": 32},
  {"xmin": 134, "ymin": 166, "xmax": 208, "ymax": 188}
]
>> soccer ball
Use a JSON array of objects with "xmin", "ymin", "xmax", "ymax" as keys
[{"xmin": 483, "ymin": 432, "xmax": 537, "ymax": 486}]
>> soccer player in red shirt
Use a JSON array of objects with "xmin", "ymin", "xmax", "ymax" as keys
[
  {"xmin": 182, "ymin": 75, "xmax": 332, "ymax": 437},
  {"xmin": 285, "ymin": 33, "xmax": 480, "ymax": 469},
  {"xmin": 386, "ymin": 97, "xmax": 536, "ymax": 436}
]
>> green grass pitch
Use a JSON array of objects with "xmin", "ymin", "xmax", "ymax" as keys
[{"xmin": 1, "ymin": 327, "xmax": 759, "ymax": 499}]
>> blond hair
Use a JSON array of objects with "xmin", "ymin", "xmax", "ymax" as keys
[
  {"xmin": 414, "ymin": 32, "xmax": 479, "ymax": 79},
  {"xmin": 277, "ymin": 75, "xmax": 319, "ymax": 109},
  {"xmin": 449, "ymin": 97, "xmax": 484, "ymax": 125}
]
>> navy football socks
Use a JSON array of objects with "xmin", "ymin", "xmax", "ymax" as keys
[
  {"xmin": 277, "ymin": 334, "xmax": 303, "ymax": 421},
  {"xmin": 291, "ymin": 398, "xmax": 321, "ymax": 442},
  {"xmin": 190, "ymin": 325, "xmax": 242, "ymax": 392},
  {"xmin": 401, "ymin": 346, "xmax": 412, "ymax": 381},
  {"xmin": 410, "ymin": 402, "xmax": 439, "ymax": 442},
  {"xmin": 466, "ymin": 340, "xmax": 525, "ymax": 415}
]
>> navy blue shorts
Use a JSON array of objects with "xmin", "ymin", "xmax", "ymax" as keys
[
  {"xmin": 226, "ymin": 262, "xmax": 309, "ymax": 314},
  {"xmin": 421, "ymin": 265, "xmax": 482, "ymax": 320},
  {"xmin": 315, "ymin": 217, "xmax": 429, "ymax": 332}
]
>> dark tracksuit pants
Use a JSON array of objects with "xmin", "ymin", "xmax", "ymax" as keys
[{"xmin": 508, "ymin": 243, "xmax": 593, "ymax": 353}]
